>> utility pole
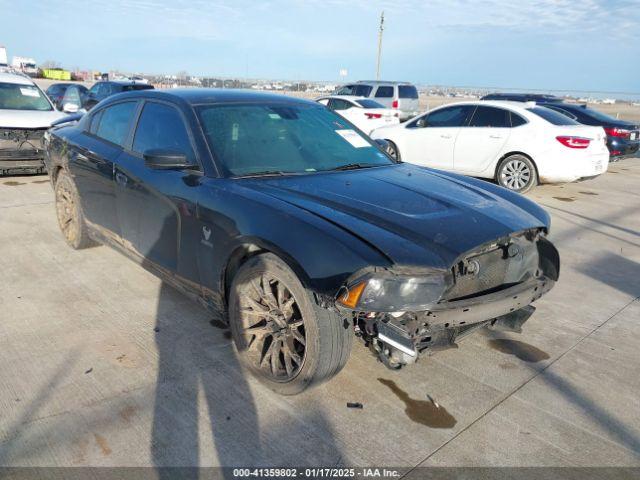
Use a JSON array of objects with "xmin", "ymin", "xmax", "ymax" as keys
[{"xmin": 376, "ymin": 11, "xmax": 384, "ymax": 80}]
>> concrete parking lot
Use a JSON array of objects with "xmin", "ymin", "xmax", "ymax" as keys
[{"xmin": 0, "ymin": 159, "xmax": 639, "ymax": 470}]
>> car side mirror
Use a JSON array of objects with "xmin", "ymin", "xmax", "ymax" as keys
[
  {"xmin": 62, "ymin": 103, "xmax": 79, "ymax": 114},
  {"xmin": 416, "ymin": 117, "xmax": 428, "ymax": 128},
  {"xmin": 143, "ymin": 149, "xmax": 194, "ymax": 170}
]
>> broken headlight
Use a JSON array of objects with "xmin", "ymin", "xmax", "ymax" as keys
[{"xmin": 337, "ymin": 271, "xmax": 451, "ymax": 312}]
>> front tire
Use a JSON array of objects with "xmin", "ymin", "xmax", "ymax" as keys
[
  {"xmin": 54, "ymin": 171, "xmax": 96, "ymax": 249},
  {"xmin": 229, "ymin": 253, "xmax": 353, "ymax": 395},
  {"xmin": 496, "ymin": 154, "xmax": 538, "ymax": 193}
]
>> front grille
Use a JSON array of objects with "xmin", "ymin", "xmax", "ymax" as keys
[
  {"xmin": 443, "ymin": 234, "xmax": 540, "ymax": 301},
  {"xmin": 446, "ymin": 246, "xmax": 509, "ymax": 300}
]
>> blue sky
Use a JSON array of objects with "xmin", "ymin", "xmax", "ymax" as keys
[{"xmin": 2, "ymin": 0, "xmax": 639, "ymax": 92}]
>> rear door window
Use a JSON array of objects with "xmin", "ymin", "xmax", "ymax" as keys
[
  {"xmin": 468, "ymin": 106, "xmax": 510, "ymax": 127},
  {"xmin": 423, "ymin": 105, "xmax": 473, "ymax": 127},
  {"xmin": 374, "ymin": 86, "xmax": 394, "ymax": 98},
  {"xmin": 399, "ymin": 85, "xmax": 418, "ymax": 99},
  {"xmin": 95, "ymin": 101, "xmax": 137, "ymax": 146},
  {"xmin": 133, "ymin": 102, "xmax": 195, "ymax": 163}
]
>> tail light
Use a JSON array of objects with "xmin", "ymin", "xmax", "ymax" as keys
[
  {"xmin": 392, "ymin": 100, "xmax": 398, "ymax": 109},
  {"xmin": 603, "ymin": 127, "xmax": 631, "ymax": 139},
  {"xmin": 365, "ymin": 112, "xmax": 382, "ymax": 119},
  {"xmin": 556, "ymin": 136, "xmax": 591, "ymax": 149}
]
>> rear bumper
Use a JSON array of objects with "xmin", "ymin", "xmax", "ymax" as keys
[
  {"xmin": 538, "ymin": 150, "xmax": 609, "ymax": 183},
  {"xmin": 608, "ymin": 137, "xmax": 640, "ymax": 158}
]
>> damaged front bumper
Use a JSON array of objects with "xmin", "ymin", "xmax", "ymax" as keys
[
  {"xmin": 336, "ymin": 230, "xmax": 560, "ymax": 368},
  {"xmin": 0, "ymin": 128, "xmax": 47, "ymax": 175}
]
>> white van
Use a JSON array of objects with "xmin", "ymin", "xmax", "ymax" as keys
[{"xmin": 335, "ymin": 81, "xmax": 420, "ymax": 120}]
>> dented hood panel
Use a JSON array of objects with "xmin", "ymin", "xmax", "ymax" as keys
[{"xmin": 241, "ymin": 163, "xmax": 550, "ymax": 269}]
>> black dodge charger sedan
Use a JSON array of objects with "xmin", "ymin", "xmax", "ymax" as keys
[{"xmin": 44, "ymin": 89, "xmax": 559, "ymax": 394}]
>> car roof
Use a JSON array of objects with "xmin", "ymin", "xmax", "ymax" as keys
[
  {"xmin": 107, "ymin": 88, "xmax": 319, "ymax": 107},
  {"xmin": 352, "ymin": 80, "xmax": 414, "ymax": 85},
  {"xmin": 433, "ymin": 99, "xmax": 540, "ymax": 115},
  {"xmin": 317, "ymin": 95, "xmax": 366, "ymax": 101},
  {"xmin": 0, "ymin": 71, "xmax": 35, "ymax": 86}
]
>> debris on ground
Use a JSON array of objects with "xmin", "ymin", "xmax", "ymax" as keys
[
  {"xmin": 153, "ymin": 327, "xmax": 160, "ymax": 333},
  {"xmin": 347, "ymin": 402, "xmax": 363, "ymax": 409},
  {"xmin": 84, "ymin": 368, "xmax": 93, "ymax": 374}
]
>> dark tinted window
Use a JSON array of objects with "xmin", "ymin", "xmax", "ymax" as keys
[
  {"xmin": 375, "ymin": 86, "xmax": 394, "ymax": 98},
  {"xmin": 123, "ymin": 84, "xmax": 154, "ymax": 92},
  {"xmin": 509, "ymin": 111, "xmax": 527, "ymax": 127},
  {"xmin": 336, "ymin": 84, "xmax": 372, "ymax": 96},
  {"xmin": 197, "ymin": 104, "xmax": 392, "ymax": 177},
  {"xmin": 545, "ymin": 105, "xmax": 577, "ymax": 120},
  {"xmin": 424, "ymin": 105, "xmax": 472, "ymax": 127},
  {"xmin": 46, "ymin": 85, "xmax": 65, "ymax": 96},
  {"xmin": 328, "ymin": 98, "xmax": 353, "ymax": 111},
  {"xmin": 399, "ymin": 85, "xmax": 418, "ymax": 99},
  {"xmin": 133, "ymin": 102, "xmax": 195, "ymax": 162},
  {"xmin": 468, "ymin": 106, "xmax": 510, "ymax": 127},
  {"xmin": 528, "ymin": 106, "xmax": 579, "ymax": 125},
  {"xmin": 95, "ymin": 102, "xmax": 137, "ymax": 146},
  {"xmin": 89, "ymin": 110, "xmax": 103, "ymax": 134},
  {"xmin": 355, "ymin": 99, "xmax": 384, "ymax": 108}
]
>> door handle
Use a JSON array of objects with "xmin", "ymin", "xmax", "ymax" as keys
[
  {"xmin": 115, "ymin": 172, "xmax": 128, "ymax": 187},
  {"xmin": 440, "ymin": 134, "xmax": 452, "ymax": 139},
  {"xmin": 490, "ymin": 135, "xmax": 504, "ymax": 139}
]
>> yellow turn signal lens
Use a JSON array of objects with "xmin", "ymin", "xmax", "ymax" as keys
[{"xmin": 337, "ymin": 281, "xmax": 366, "ymax": 309}]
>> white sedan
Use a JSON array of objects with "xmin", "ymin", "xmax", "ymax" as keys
[
  {"xmin": 371, "ymin": 100, "xmax": 609, "ymax": 193},
  {"xmin": 315, "ymin": 95, "xmax": 399, "ymax": 134}
]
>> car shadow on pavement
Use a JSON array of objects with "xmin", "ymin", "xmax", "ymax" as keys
[
  {"xmin": 150, "ymin": 281, "xmax": 347, "ymax": 476},
  {"xmin": 577, "ymin": 252, "xmax": 640, "ymax": 299}
]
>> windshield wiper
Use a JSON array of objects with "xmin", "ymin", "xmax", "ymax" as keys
[
  {"xmin": 329, "ymin": 163, "xmax": 381, "ymax": 171},
  {"xmin": 235, "ymin": 170, "xmax": 291, "ymax": 178}
]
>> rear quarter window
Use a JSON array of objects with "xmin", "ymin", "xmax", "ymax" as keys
[
  {"xmin": 399, "ymin": 85, "xmax": 418, "ymax": 99},
  {"xmin": 374, "ymin": 86, "xmax": 394, "ymax": 98},
  {"xmin": 528, "ymin": 106, "xmax": 579, "ymax": 125}
]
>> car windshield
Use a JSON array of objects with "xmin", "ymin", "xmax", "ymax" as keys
[
  {"xmin": 0, "ymin": 82, "xmax": 52, "ymax": 111},
  {"xmin": 528, "ymin": 106, "xmax": 578, "ymax": 125},
  {"xmin": 197, "ymin": 103, "xmax": 393, "ymax": 177},
  {"xmin": 355, "ymin": 99, "xmax": 385, "ymax": 108}
]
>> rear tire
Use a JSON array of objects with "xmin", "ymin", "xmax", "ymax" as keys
[
  {"xmin": 228, "ymin": 253, "xmax": 353, "ymax": 395},
  {"xmin": 496, "ymin": 154, "xmax": 537, "ymax": 193},
  {"xmin": 54, "ymin": 171, "xmax": 96, "ymax": 249}
]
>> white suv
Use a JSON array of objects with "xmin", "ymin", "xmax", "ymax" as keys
[
  {"xmin": 335, "ymin": 81, "xmax": 420, "ymax": 121},
  {"xmin": 0, "ymin": 70, "xmax": 66, "ymax": 175}
]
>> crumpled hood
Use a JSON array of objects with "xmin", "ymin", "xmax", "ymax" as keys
[
  {"xmin": 241, "ymin": 163, "xmax": 550, "ymax": 269},
  {"xmin": 0, "ymin": 109, "xmax": 66, "ymax": 129}
]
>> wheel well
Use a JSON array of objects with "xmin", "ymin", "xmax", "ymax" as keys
[
  {"xmin": 50, "ymin": 165, "xmax": 64, "ymax": 185},
  {"xmin": 494, "ymin": 151, "xmax": 538, "ymax": 180},
  {"xmin": 223, "ymin": 244, "xmax": 267, "ymax": 304}
]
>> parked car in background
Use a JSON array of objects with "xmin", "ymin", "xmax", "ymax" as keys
[
  {"xmin": 481, "ymin": 93, "xmax": 564, "ymax": 103},
  {"xmin": 371, "ymin": 100, "xmax": 609, "ymax": 193},
  {"xmin": 83, "ymin": 80, "xmax": 154, "ymax": 110},
  {"xmin": 537, "ymin": 103, "xmax": 639, "ymax": 160},
  {"xmin": 46, "ymin": 83, "xmax": 89, "ymax": 110},
  {"xmin": 44, "ymin": 89, "xmax": 558, "ymax": 393},
  {"xmin": 335, "ymin": 81, "xmax": 419, "ymax": 120},
  {"xmin": 315, "ymin": 95, "xmax": 399, "ymax": 134},
  {"xmin": 0, "ymin": 71, "xmax": 66, "ymax": 175}
]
